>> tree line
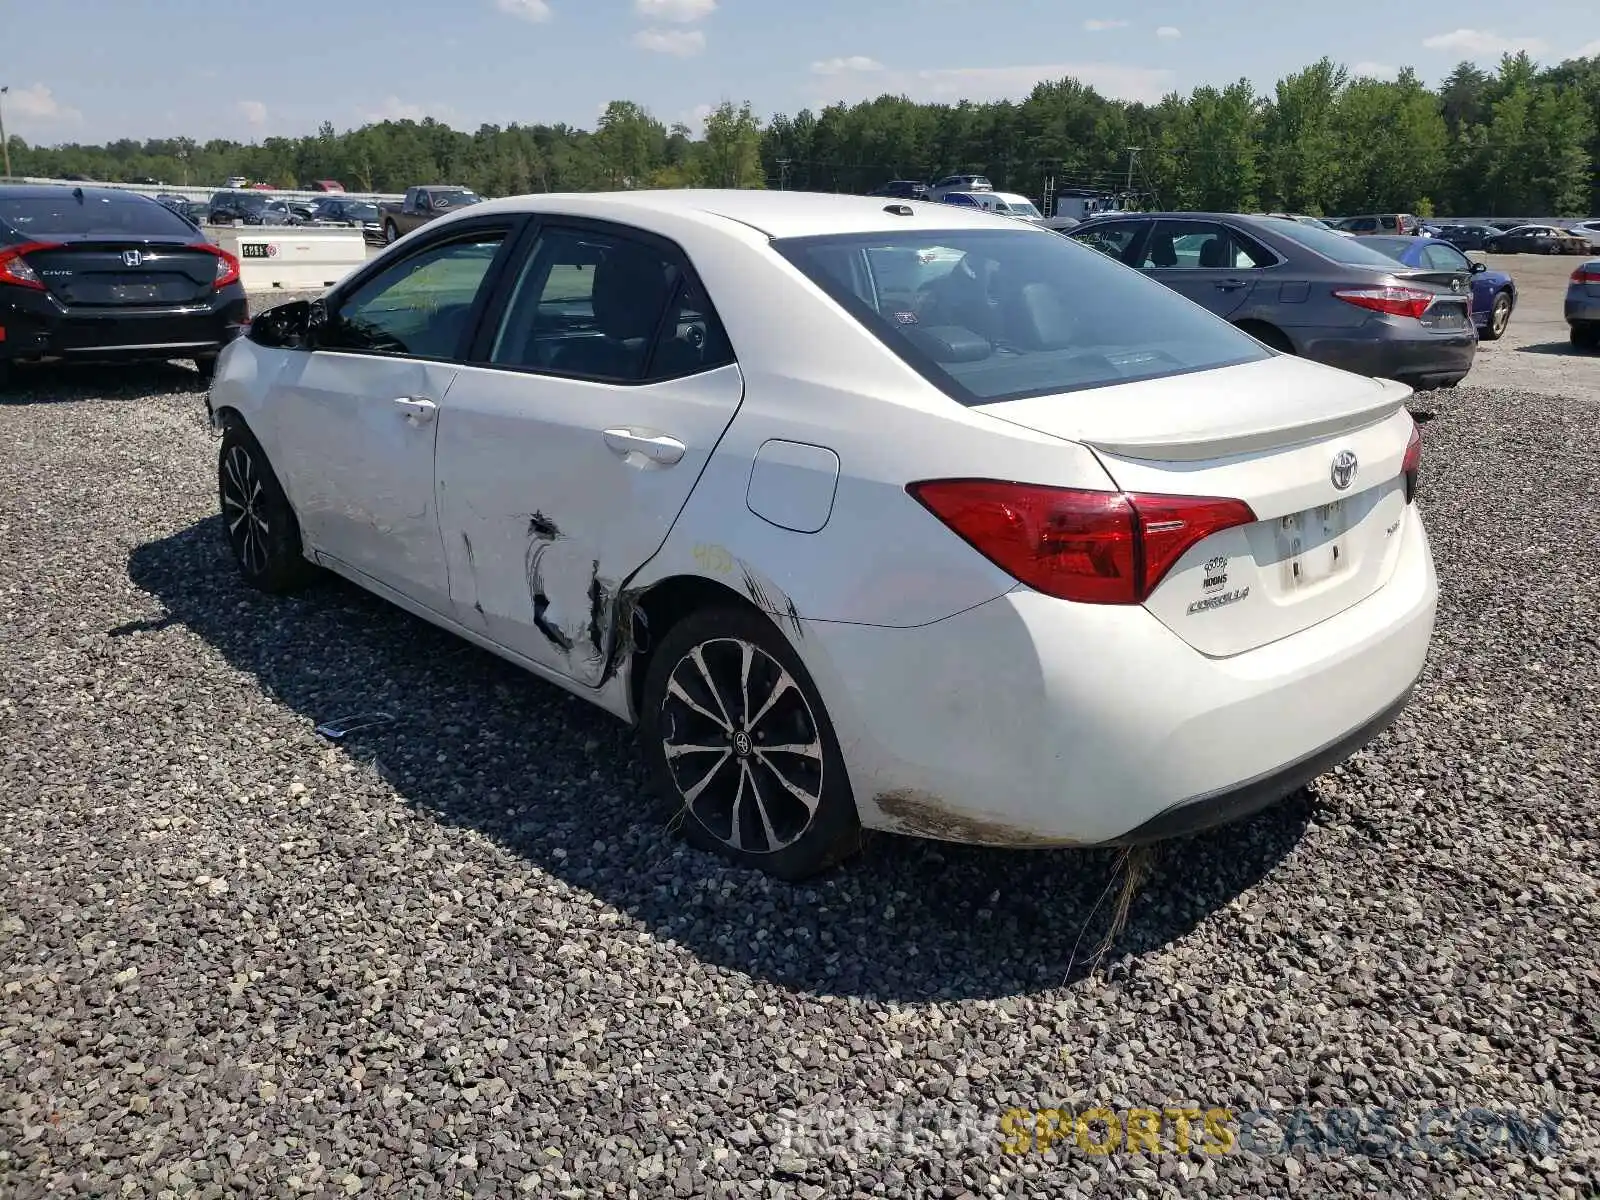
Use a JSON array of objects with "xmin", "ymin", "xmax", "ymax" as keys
[{"xmin": 5, "ymin": 53, "xmax": 1596, "ymax": 217}]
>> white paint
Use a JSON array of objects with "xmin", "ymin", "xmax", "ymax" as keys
[
  {"xmin": 746, "ymin": 440, "xmax": 840, "ymax": 534},
  {"xmin": 213, "ymin": 228, "xmax": 368, "ymax": 291},
  {"xmin": 211, "ymin": 188, "xmax": 1440, "ymax": 850}
]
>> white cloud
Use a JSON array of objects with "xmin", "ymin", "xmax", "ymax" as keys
[
  {"xmin": 1577, "ymin": 38, "xmax": 1600, "ymax": 57},
  {"xmin": 494, "ymin": 0, "xmax": 552, "ymax": 23},
  {"xmin": 633, "ymin": 0, "xmax": 715, "ymax": 21},
  {"xmin": 1350, "ymin": 61, "xmax": 1400, "ymax": 80},
  {"xmin": 811, "ymin": 55, "xmax": 885, "ymax": 75},
  {"xmin": 360, "ymin": 96, "xmax": 456, "ymax": 123},
  {"xmin": 682, "ymin": 103, "xmax": 715, "ymax": 134},
  {"xmin": 1083, "ymin": 19, "xmax": 1128, "ymax": 31},
  {"xmin": 1155, "ymin": 26, "xmax": 1181, "ymax": 40},
  {"xmin": 1421, "ymin": 28, "xmax": 1547, "ymax": 56},
  {"xmin": 238, "ymin": 100, "xmax": 268, "ymax": 130},
  {"xmin": 4, "ymin": 84, "xmax": 82, "ymax": 126},
  {"xmin": 814, "ymin": 62, "xmax": 1176, "ymax": 107},
  {"xmin": 632, "ymin": 27, "xmax": 705, "ymax": 55}
]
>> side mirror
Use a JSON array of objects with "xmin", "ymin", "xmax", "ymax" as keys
[
  {"xmin": 1471, "ymin": 261, "xmax": 1487, "ymax": 274},
  {"xmin": 248, "ymin": 299, "xmax": 314, "ymax": 349}
]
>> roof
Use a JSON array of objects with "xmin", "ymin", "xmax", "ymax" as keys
[
  {"xmin": 0, "ymin": 183, "xmax": 160, "ymax": 202},
  {"xmin": 466, "ymin": 188, "xmax": 1033, "ymax": 239}
]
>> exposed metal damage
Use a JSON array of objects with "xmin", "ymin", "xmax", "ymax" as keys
[
  {"xmin": 874, "ymin": 789, "xmax": 1078, "ymax": 848},
  {"xmin": 522, "ymin": 512, "xmax": 624, "ymax": 686},
  {"xmin": 460, "ymin": 532, "xmax": 484, "ymax": 615},
  {"xmin": 737, "ymin": 561, "xmax": 805, "ymax": 640}
]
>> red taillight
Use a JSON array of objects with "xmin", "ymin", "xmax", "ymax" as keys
[
  {"xmin": 1332, "ymin": 286, "xmax": 1435, "ymax": 320},
  {"xmin": 1402, "ymin": 419, "xmax": 1422, "ymax": 504},
  {"xmin": 196, "ymin": 243, "xmax": 241, "ymax": 289},
  {"xmin": 0, "ymin": 241, "xmax": 62, "ymax": 291},
  {"xmin": 1572, "ymin": 265, "xmax": 1600, "ymax": 285},
  {"xmin": 907, "ymin": 479, "xmax": 1257, "ymax": 605}
]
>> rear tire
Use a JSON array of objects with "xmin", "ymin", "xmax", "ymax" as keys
[
  {"xmin": 217, "ymin": 419, "xmax": 317, "ymax": 594},
  {"xmin": 1573, "ymin": 324, "xmax": 1600, "ymax": 351},
  {"xmin": 1480, "ymin": 291, "xmax": 1513, "ymax": 341},
  {"xmin": 193, "ymin": 355, "xmax": 218, "ymax": 383},
  {"xmin": 639, "ymin": 605, "xmax": 862, "ymax": 880}
]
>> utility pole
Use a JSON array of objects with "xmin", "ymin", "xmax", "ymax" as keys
[
  {"xmin": 776, "ymin": 157, "xmax": 791, "ymax": 190},
  {"xmin": 1124, "ymin": 147, "xmax": 1141, "ymax": 208},
  {"xmin": 0, "ymin": 87, "xmax": 11, "ymax": 181}
]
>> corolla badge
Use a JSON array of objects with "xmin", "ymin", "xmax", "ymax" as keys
[{"xmin": 1330, "ymin": 449, "xmax": 1359, "ymax": 491}]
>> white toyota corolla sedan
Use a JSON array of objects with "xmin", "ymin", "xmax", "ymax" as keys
[{"xmin": 207, "ymin": 189, "xmax": 1438, "ymax": 879}]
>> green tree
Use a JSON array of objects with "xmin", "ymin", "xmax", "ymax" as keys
[{"xmin": 699, "ymin": 101, "xmax": 765, "ymax": 188}]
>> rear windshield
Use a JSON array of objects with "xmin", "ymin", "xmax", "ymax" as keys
[
  {"xmin": 0, "ymin": 193, "xmax": 200, "ymax": 239},
  {"xmin": 773, "ymin": 228, "xmax": 1271, "ymax": 405},
  {"xmin": 1360, "ymin": 236, "xmax": 1415, "ymax": 259},
  {"xmin": 344, "ymin": 202, "xmax": 379, "ymax": 220},
  {"xmin": 432, "ymin": 191, "xmax": 479, "ymax": 209},
  {"xmin": 1256, "ymin": 217, "xmax": 1409, "ymax": 267}
]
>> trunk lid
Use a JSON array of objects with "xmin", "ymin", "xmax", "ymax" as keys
[
  {"xmin": 27, "ymin": 238, "xmax": 220, "ymax": 307},
  {"xmin": 1387, "ymin": 266, "xmax": 1475, "ymax": 328},
  {"xmin": 977, "ymin": 354, "xmax": 1419, "ymax": 657}
]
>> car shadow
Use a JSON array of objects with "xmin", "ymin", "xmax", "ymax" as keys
[
  {"xmin": 1, "ymin": 361, "xmax": 211, "ymax": 405},
  {"xmin": 1514, "ymin": 340, "xmax": 1594, "ymax": 359},
  {"xmin": 126, "ymin": 518, "xmax": 1316, "ymax": 1002}
]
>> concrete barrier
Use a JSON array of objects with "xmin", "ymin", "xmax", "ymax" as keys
[
  {"xmin": 8, "ymin": 176, "xmax": 403, "ymax": 207},
  {"xmin": 212, "ymin": 226, "xmax": 369, "ymax": 291}
]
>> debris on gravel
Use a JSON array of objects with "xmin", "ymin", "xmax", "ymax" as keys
[{"xmin": 2, "ymin": 371, "xmax": 1597, "ymax": 1197}]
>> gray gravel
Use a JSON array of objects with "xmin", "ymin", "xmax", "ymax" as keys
[{"xmin": 2, "ymin": 363, "xmax": 1598, "ymax": 1199}]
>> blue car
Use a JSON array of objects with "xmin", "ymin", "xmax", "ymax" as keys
[{"xmin": 1364, "ymin": 235, "xmax": 1516, "ymax": 341}]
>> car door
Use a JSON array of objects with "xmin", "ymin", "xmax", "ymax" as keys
[
  {"xmin": 269, "ymin": 218, "xmax": 520, "ymax": 613},
  {"xmin": 434, "ymin": 219, "xmax": 745, "ymax": 685},
  {"xmin": 1136, "ymin": 219, "xmax": 1271, "ymax": 319}
]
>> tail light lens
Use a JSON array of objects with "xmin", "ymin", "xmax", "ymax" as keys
[
  {"xmin": 196, "ymin": 243, "xmax": 241, "ymax": 289},
  {"xmin": 1572, "ymin": 265, "xmax": 1600, "ymax": 285},
  {"xmin": 1402, "ymin": 419, "xmax": 1422, "ymax": 504},
  {"xmin": 907, "ymin": 479, "xmax": 1256, "ymax": 605},
  {"xmin": 1333, "ymin": 286, "xmax": 1436, "ymax": 320},
  {"xmin": 0, "ymin": 241, "xmax": 62, "ymax": 291}
]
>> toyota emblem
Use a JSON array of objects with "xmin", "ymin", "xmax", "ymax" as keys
[{"xmin": 1330, "ymin": 449, "xmax": 1359, "ymax": 491}]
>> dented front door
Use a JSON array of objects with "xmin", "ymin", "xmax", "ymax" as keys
[{"xmin": 434, "ymin": 362, "xmax": 745, "ymax": 684}]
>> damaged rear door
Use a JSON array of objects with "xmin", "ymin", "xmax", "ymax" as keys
[{"xmin": 434, "ymin": 219, "xmax": 744, "ymax": 686}]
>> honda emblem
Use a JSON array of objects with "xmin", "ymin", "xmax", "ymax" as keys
[{"xmin": 122, "ymin": 250, "xmax": 142, "ymax": 267}]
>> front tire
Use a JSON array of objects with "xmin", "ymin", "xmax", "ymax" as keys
[
  {"xmin": 193, "ymin": 355, "xmax": 218, "ymax": 383},
  {"xmin": 384, "ymin": 221, "xmax": 399, "ymax": 244},
  {"xmin": 217, "ymin": 420, "xmax": 316, "ymax": 594},
  {"xmin": 639, "ymin": 606, "xmax": 862, "ymax": 880},
  {"xmin": 1480, "ymin": 291, "xmax": 1513, "ymax": 341},
  {"xmin": 1573, "ymin": 323, "xmax": 1600, "ymax": 351}
]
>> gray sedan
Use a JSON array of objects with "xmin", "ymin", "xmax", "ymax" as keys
[
  {"xmin": 1069, "ymin": 212, "xmax": 1477, "ymax": 390},
  {"xmin": 1569, "ymin": 260, "xmax": 1600, "ymax": 350}
]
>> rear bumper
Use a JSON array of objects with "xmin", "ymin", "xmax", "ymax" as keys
[
  {"xmin": 0, "ymin": 287, "xmax": 248, "ymax": 364},
  {"xmin": 1565, "ymin": 292, "xmax": 1600, "ymax": 324},
  {"xmin": 793, "ymin": 505, "xmax": 1438, "ymax": 847},
  {"xmin": 1303, "ymin": 322, "xmax": 1476, "ymax": 388}
]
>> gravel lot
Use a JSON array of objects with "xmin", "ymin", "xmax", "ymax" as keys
[
  {"xmin": 2, "ymin": 315, "xmax": 1599, "ymax": 1195},
  {"xmin": 1466, "ymin": 253, "xmax": 1599, "ymax": 403}
]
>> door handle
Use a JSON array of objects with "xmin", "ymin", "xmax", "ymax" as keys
[
  {"xmin": 1215, "ymin": 278, "xmax": 1248, "ymax": 291},
  {"xmin": 393, "ymin": 396, "xmax": 437, "ymax": 425},
  {"xmin": 603, "ymin": 428, "xmax": 686, "ymax": 466}
]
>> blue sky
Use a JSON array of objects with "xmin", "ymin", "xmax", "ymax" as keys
[{"xmin": 5, "ymin": 0, "xmax": 1596, "ymax": 145}]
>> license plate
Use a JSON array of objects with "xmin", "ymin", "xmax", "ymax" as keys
[
  {"xmin": 109, "ymin": 283, "xmax": 161, "ymax": 302},
  {"xmin": 239, "ymin": 243, "xmax": 271, "ymax": 259},
  {"xmin": 1278, "ymin": 499, "xmax": 1348, "ymax": 590}
]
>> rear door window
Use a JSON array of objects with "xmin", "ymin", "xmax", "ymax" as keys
[{"xmin": 1139, "ymin": 220, "xmax": 1274, "ymax": 270}]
